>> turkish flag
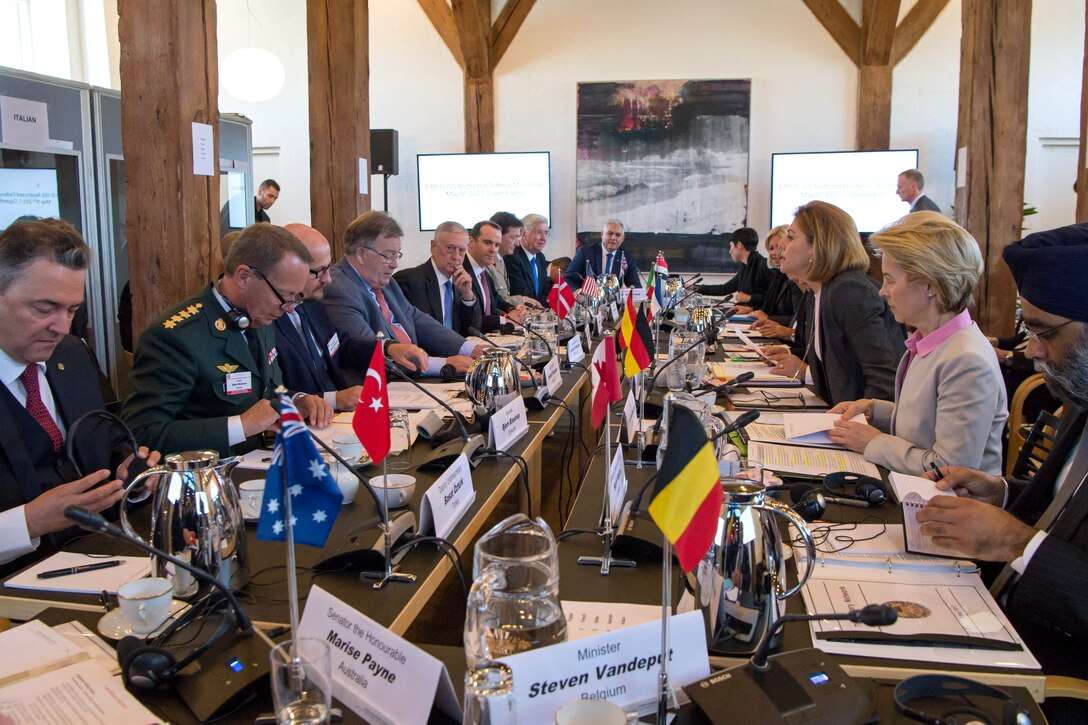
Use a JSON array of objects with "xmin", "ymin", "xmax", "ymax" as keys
[
  {"xmin": 352, "ymin": 344, "xmax": 391, "ymax": 463},
  {"xmin": 547, "ymin": 270, "xmax": 576, "ymax": 320},
  {"xmin": 591, "ymin": 334, "xmax": 622, "ymax": 429}
]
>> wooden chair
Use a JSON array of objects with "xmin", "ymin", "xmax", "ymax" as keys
[
  {"xmin": 1046, "ymin": 676, "xmax": 1088, "ymax": 700},
  {"xmin": 1010, "ymin": 409, "xmax": 1062, "ymax": 480},
  {"xmin": 1006, "ymin": 373, "xmax": 1049, "ymax": 477}
]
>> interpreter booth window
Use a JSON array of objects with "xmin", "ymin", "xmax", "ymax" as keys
[{"xmin": 0, "ymin": 149, "xmax": 82, "ymax": 233}]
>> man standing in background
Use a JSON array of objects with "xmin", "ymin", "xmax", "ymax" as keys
[
  {"xmin": 254, "ymin": 179, "xmax": 280, "ymax": 223},
  {"xmin": 897, "ymin": 169, "xmax": 941, "ymax": 213}
]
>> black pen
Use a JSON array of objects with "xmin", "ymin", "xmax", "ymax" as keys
[
  {"xmin": 37, "ymin": 560, "xmax": 121, "ymax": 579},
  {"xmin": 930, "ymin": 462, "xmax": 944, "ymax": 480}
]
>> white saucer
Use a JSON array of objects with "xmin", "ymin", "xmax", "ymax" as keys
[{"xmin": 96, "ymin": 599, "xmax": 188, "ymax": 640}]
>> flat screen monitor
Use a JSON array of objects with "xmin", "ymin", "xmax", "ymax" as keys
[
  {"xmin": 417, "ymin": 152, "xmax": 551, "ymax": 231},
  {"xmin": 0, "ymin": 167, "xmax": 61, "ymax": 229},
  {"xmin": 770, "ymin": 149, "xmax": 919, "ymax": 234}
]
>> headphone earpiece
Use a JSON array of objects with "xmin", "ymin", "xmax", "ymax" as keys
[
  {"xmin": 893, "ymin": 674, "xmax": 1031, "ymax": 725},
  {"xmin": 118, "ymin": 635, "xmax": 176, "ymax": 691},
  {"xmin": 855, "ymin": 480, "xmax": 887, "ymax": 505},
  {"xmin": 215, "ymin": 280, "xmax": 251, "ymax": 330},
  {"xmin": 789, "ymin": 483, "xmax": 826, "ymax": 522}
]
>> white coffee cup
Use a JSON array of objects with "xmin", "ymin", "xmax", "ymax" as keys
[
  {"xmin": 117, "ymin": 577, "xmax": 174, "ymax": 634},
  {"xmin": 333, "ymin": 433, "xmax": 363, "ymax": 463},
  {"xmin": 239, "ymin": 480, "xmax": 265, "ymax": 519},
  {"xmin": 554, "ymin": 699, "xmax": 626, "ymax": 725}
]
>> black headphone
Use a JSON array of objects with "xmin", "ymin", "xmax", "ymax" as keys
[
  {"xmin": 117, "ymin": 601, "xmax": 236, "ymax": 690},
  {"xmin": 216, "ymin": 279, "xmax": 251, "ymax": 330},
  {"xmin": 65, "ymin": 410, "xmax": 154, "ymax": 495},
  {"xmin": 822, "ymin": 471, "xmax": 888, "ymax": 505},
  {"xmin": 790, "ymin": 483, "xmax": 829, "ymax": 522},
  {"xmin": 893, "ymin": 674, "xmax": 1031, "ymax": 725}
]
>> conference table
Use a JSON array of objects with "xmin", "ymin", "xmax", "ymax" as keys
[{"xmin": 0, "ymin": 324, "xmax": 1051, "ymax": 723}]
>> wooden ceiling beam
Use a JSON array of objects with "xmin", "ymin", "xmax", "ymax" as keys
[
  {"xmin": 802, "ymin": 0, "xmax": 861, "ymax": 66},
  {"xmin": 893, "ymin": 0, "xmax": 953, "ymax": 65},
  {"xmin": 862, "ymin": 0, "xmax": 900, "ymax": 66},
  {"xmin": 417, "ymin": 0, "xmax": 464, "ymax": 68},
  {"xmin": 453, "ymin": 0, "xmax": 491, "ymax": 79},
  {"xmin": 492, "ymin": 0, "xmax": 537, "ymax": 67}
]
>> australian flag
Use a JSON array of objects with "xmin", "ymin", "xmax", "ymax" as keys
[{"xmin": 257, "ymin": 394, "xmax": 343, "ymax": 547}]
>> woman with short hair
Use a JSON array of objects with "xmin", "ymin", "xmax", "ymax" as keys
[
  {"xmin": 826, "ymin": 212, "xmax": 1008, "ymax": 474},
  {"xmin": 766, "ymin": 201, "xmax": 905, "ymax": 405}
]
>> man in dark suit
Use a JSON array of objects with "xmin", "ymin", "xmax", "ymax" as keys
[
  {"xmin": 504, "ymin": 213, "xmax": 553, "ymax": 306},
  {"xmin": 254, "ymin": 179, "xmax": 279, "ymax": 223},
  {"xmin": 0, "ymin": 219, "xmax": 157, "ymax": 575},
  {"xmin": 696, "ymin": 227, "xmax": 776, "ymax": 306},
  {"xmin": 918, "ymin": 223, "xmax": 1088, "ymax": 689},
  {"xmin": 896, "ymin": 169, "xmax": 941, "ymax": 213},
  {"xmin": 125, "ymin": 224, "xmax": 332, "ymax": 457},
  {"xmin": 394, "ymin": 221, "xmax": 482, "ymax": 337},
  {"xmin": 564, "ymin": 218, "xmax": 641, "ymax": 291},
  {"xmin": 275, "ymin": 224, "xmax": 428, "ymax": 410},
  {"xmin": 322, "ymin": 212, "xmax": 486, "ymax": 381},
  {"xmin": 464, "ymin": 220, "xmax": 529, "ymax": 333}
]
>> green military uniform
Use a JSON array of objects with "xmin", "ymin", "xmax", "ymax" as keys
[{"xmin": 124, "ymin": 284, "xmax": 282, "ymax": 457}]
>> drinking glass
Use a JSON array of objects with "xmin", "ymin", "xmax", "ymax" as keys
[
  {"xmin": 464, "ymin": 662, "xmax": 517, "ymax": 725},
  {"xmin": 385, "ymin": 409, "xmax": 413, "ymax": 473},
  {"xmin": 269, "ymin": 638, "xmax": 332, "ymax": 725}
]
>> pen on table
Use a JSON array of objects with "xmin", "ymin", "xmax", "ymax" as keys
[
  {"xmin": 930, "ymin": 462, "xmax": 944, "ymax": 480},
  {"xmin": 37, "ymin": 560, "xmax": 122, "ymax": 579}
]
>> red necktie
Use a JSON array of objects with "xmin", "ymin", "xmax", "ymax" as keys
[
  {"xmin": 479, "ymin": 271, "xmax": 492, "ymax": 316},
  {"xmin": 373, "ymin": 287, "xmax": 412, "ymax": 344},
  {"xmin": 21, "ymin": 364, "xmax": 64, "ymax": 452}
]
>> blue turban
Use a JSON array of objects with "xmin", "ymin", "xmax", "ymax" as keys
[{"xmin": 1003, "ymin": 222, "xmax": 1088, "ymax": 323}]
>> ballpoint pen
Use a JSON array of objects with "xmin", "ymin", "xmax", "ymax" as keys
[
  {"xmin": 930, "ymin": 462, "xmax": 944, "ymax": 480},
  {"xmin": 37, "ymin": 560, "xmax": 121, "ymax": 579}
]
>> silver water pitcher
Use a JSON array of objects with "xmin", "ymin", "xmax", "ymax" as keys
[
  {"xmin": 121, "ymin": 450, "xmax": 248, "ymax": 598},
  {"xmin": 695, "ymin": 479, "xmax": 815, "ymax": 655},
  {"xmin": 465, "ymin": 348, "xmax": 520, "ymax": 413}
]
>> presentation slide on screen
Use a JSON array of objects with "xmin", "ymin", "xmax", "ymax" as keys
[
  {"xmin": 417, "ymin": 152, "xmax": 550, "ymax": 230},
  {"xmin": 770, "ymin": 149, "xmax": 918, "ymax": 234},
  {"xmin": 0, "ymin": 168, "xmax": 61, "ymax": 229}
]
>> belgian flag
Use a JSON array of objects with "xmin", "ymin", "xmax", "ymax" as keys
[
  {"xmin": 623, "ymin": 302, "xmax": 653, "ymax": 377},
  {"xmin": 647, "ymin": 405, "xmax": 722, "ymax": 572}
]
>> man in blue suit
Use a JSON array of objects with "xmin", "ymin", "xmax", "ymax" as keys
[
  {"xmin": 565, "ymin": 218, "xmax": 642, "ymax": 290},
  {"xmin": 503, "ymin": 213, "xmax": 553, "ymax": 306},
  {"xmin": 323, "ymin": 211, "xmax": 486, "ymax": 382},
  {"xmin": 274, "ymin": 224, "xmax": 426, "ymax": 409}
]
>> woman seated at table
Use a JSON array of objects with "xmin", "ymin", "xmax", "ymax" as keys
[
  {"xmin": 826, "ymin": 213, "xmax": 1008, "ymax": 475},
  {"xmin": 764, "ymin": 201, "xmax": 904, "ymax": 406},
  {"xmin": 730, "ymin": 226, "xmax": 804, "ymax": 328}
]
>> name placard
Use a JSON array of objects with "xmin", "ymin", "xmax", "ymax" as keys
[
  {"xmin": 544, "ymin": 356, "xmax": 563, "ymax": 396},
  {"xmin": 607, "ymin": 446, "xmax": 626, "ymax": 524},
  {"xmin": 489, "ymin": 395, "xmax": 529, "ymax": 450},
  {"xmin": 298, "ymin": 586, "xmax": 461, "ymax": 725},
  {"xmin": 621, "ymin": 288, "xmax": 649, "ymax": 304},
  {"xmin": 609, "ymin": 303, "xmax": 620, "ymax": 322},
  {"xmin": 419, "ymin": 453, "xmax": 475, "ymax": 539},
  {"xmin": 623, "ymin": 388, "xmax": 638, "ymax": 445},
  {"xmin": 0, "ymin": 96, "xmax": 49, "ymax": 147},
  {"xmin": 499, "ymin": 611, "xmax": 709, "ymax": 723},
  {"xmin": 566, "ymin": 333, "xmax": 585, "ymax": 364}
]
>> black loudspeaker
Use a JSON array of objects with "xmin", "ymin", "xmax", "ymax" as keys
[{"xmin": 371, "ymin": 129, "xmax": 399, "ymax": 176}]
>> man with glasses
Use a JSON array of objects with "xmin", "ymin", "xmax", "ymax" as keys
[
  {"xmin": 918, "ymin": 223, "xmax": 1088, "ymax": 695},
  {"xmin": 393, "ymin": 221, "xmax": 482, "ymax": 337},
  {"xmin": 323, "ymin": 211, "xmax": 487, "ymax": 379},
  {"xmin": 274, "ymin": 224, "xmax": 428, "ymax": 408},
  {"xmin": 125, "ymin": 223, "xmax": 332, "ymax": 457}
]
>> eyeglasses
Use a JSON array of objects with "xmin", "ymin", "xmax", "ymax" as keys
[
  {"xmin": 1024, "ymin": 319, "xmax": 1075, "ymax": 342},
  {"xmin": 250, "ymin": 266, "xmax": 304, "ymax": 310},
  {"xmin": 309, "ymin": 264, "xmax": 332, "ymax": 279},
  {"xmin": 363, "ymin": 247, "xmax": 403, "ymax": 264}
]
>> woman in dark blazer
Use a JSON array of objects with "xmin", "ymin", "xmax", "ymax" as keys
[{"xmin": 765, "ymin": 201, "xmax": 905, "ymax": 406}]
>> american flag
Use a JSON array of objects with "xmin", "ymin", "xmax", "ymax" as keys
[{"xmin": 580, "ymin": 273, "xmax": 599, "ymax": 298}]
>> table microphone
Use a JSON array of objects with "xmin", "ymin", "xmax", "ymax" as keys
[
  {"xmin": 751, "ymin": 604, "xmax": 897, "ymax": 669},
  {"xmin": 384, "ymin": 362, "xmax": 485, "ymax": 467},
  {"xmin": 692, "ymin": 370, "xmax": 756, "ymax": 398}
]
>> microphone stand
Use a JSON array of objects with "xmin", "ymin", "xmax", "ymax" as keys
[{"xmin": 505, "ymin": 314, "xmax": 555, "ymax": 370}]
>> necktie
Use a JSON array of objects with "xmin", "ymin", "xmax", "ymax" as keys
[
  {"xmin": 443, "ymin": 280, "xmax": 454, "ymax": 330},
  {"xmin": 21, "ymin": 364, "xmax": 63, "ymax": 452},
  {"xmin": 606, "ymin": 252, "xmax": 614, "ymax": 275},
  {"xmin": 529, "ymin": 253, "xmax": 539, "ymax": 294},
  {"xmin": 373, "ymin": 287, "xmax": 412, "ymax": 344},
  {"xmin": 296, "ymin": 309, "xmax": 337, "ymax": 391},
  {"xmin": 479, "ymin": 271, "xmax": 491, "ymax": 316}
]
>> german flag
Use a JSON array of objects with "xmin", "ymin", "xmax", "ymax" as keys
[
  {"xmin": 618, "ymin": 294, "xmax": 635, "ymax": 352},
  {"xmin": 623, "ymin": 302, "xmax": 653, "ymax": 376},
  {"xmin": 647, "ymin": 405, "xmax": 722, "ymax": 572}
]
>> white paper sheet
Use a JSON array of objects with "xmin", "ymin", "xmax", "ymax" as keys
[
  {"xmin": 0, "ymin": 659, "xmax": 165, "ymax": 724},
  {"xmin": 4, "ymin": 553, "xmax": 150, "ymax": 595},
  {"xmin": 0, "ymin": 621, "xmax": 87, "ymax": 686},
  {"xmin": 561, "ymin": 600, "xmax": 662, "ymax": 640},
  {"xmin": 889, "ymin": 472, "xmax": 967, "ymax": 558},
  {"xmin": 782, "ymin": 412, "xmax": 866, "ymax": 446},
  {"xmin": 748, "ymin": 441, "xmax": 880, "ymax": 478},
  {"xmin": 729, "ymin": 388, "xmax": 828, "ymax": 409}
]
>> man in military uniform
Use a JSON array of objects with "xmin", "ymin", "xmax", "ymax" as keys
[{"xmin": 124, "ymin": 224, "xmax": 331, "ymax": 457}]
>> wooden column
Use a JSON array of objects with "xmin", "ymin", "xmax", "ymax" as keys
[
  {"xmin": 308, "ymin": 0, "xmax": 370, "ymax": 257},
  {"xmin": 954, "ymin": 0, "xmax": 1032, "ymax": 337},
  {"xmin": 857, "ymin": 0, "xmax": 900, "ymax": 150},
  {"xmin": 1077, "ymin": 0, "xmax": 1088, "ymax": 223},
  {"xmin": 118, "ymin": 0, "xmax": 219, "ymax": 339}
]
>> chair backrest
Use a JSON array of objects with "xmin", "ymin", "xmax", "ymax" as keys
[
  {"xmin": 1011, "ymin": 409, "xmax": 1063, "ymax": 480},
  {"xmin": 1006, "ymin": 373, "xmax": 1049, "ymax": 476}
]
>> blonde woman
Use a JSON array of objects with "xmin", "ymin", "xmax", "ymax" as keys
[{"xmin": 827, "ymin": 212, "xmax": 1007, "ymax": 474}]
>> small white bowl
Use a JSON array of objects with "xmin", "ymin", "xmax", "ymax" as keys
[{"xmin": 368, "ymin": 474, "xmax": 416, "ymax": 509}]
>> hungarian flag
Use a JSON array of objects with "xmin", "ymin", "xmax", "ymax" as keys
[
  {"xmin": 258, "ymin": 393, "xmax": 343, "ymax": 547},
  {"xmin": 548, "ymin": 269, "xmax": 576, "ymax": 320},
  {"xmin": 617, "ymin": 294, "xmax": 636, "ymax": 352},
  {"xmin": 624, "ymin": 302, "xmax": 654, "ymax": 377},
  {"xmin": 352, "ymin": 344, "xmax": 390, "ymax": 462},
  {"xmin": 647, "ymin": 405, "xmax": 722, "ymax": 572},
  {"xmin": 590, "ymin": 334, "xmax": 622, "ymax": 428}
]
